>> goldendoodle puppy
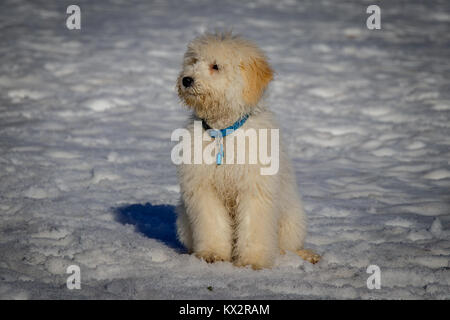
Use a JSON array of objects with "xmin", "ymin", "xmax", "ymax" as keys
[{"xmin": 175, "ymin": 32, "xmax": 319, "ymax": 269}]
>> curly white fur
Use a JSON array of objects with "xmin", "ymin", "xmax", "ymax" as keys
[{"xmin": 175, "ymin": 32, "xmax": 319, "ymax": 269}]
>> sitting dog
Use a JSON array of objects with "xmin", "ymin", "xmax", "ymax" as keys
[{"xmin": 175, "ymin": 32, "xmax": 320, "ymax": 269}]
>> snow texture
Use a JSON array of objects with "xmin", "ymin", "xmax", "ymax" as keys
[{"xmin": 0, "ymin": 0, "xmax": 449, "ymax": 299}]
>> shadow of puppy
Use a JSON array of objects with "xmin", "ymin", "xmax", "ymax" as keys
[{"xmin": 115, "ymin": 203, "xmax": 185, "ymax": 252}]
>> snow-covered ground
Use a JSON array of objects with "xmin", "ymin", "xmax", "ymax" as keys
[{"xmin": 1, "ymin": 0, "xmax": 449, "ymax": 299}]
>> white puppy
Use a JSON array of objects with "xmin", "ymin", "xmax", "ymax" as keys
[{"xmin": 175, "ymin": 32, "xmax": 319, "ymax": 269}]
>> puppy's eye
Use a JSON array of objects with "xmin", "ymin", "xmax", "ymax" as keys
[{"xmin": 212, "ymin": 64, "xmax": 219, "ymax": 71}]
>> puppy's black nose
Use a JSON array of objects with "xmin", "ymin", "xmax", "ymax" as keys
[{"xmin": 182, "ymin": 76, "xmax": 194, "ymax": 88}]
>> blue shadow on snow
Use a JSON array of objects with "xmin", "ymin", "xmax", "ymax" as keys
[{"xmin": 115, "ymin": 203, "xmax": 185, "ymax": 252}]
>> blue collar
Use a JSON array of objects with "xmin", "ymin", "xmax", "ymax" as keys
[
  {"xmin": 202, "ymin": 114, "xmax": 249, "ymax": 139},
  {"xmin": 202, "ymin": 114, "xmax": 250, "ymax": 165}
]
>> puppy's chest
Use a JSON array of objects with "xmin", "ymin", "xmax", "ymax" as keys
[
  {"xmin": 196, "ymin": 133, "xmax": 252, "ymax": 202},
  {"xmin": 211, "ymin": 166, "xmax": 240, "ymax": 212}
]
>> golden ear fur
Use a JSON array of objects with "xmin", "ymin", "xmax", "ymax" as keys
[{"xmin": 240, "ymin": 56, "xmax": 273, "ymax": 106}]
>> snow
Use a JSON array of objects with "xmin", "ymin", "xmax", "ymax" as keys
[{"xmin": 0, "ymin": 0, "xmax": 449, "ymax": 299}]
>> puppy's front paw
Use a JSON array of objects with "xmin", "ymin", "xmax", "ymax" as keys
[
  {"xmin": 234, "ymin": 251, "xmax": 274, "ymax": 270},
  {"xmin": 195, "ymin": 251, "xmax": 228, "ymax": 263},
  {"xmin": 296, "ymin": 249, "xmax": 321, "ymax": 264}
]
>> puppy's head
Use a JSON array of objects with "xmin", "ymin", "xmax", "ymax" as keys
[{"xmin": 177, "ymin": 32, "xmax": 273, "ymax": 124}]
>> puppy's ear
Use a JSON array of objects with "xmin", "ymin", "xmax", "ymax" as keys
[{"xmin": 240, "ymin": 56, "xmax": 273, "ymax": 106}]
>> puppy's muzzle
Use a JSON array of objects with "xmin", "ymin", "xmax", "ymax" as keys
[{"xmin": 182, "ymin": 76, "xmax": 194, "ymax": 88}]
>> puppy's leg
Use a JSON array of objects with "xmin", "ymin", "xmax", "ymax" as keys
[
  {"xmin": 175, "ymin": 202, "xmax": 193, "ymax": 253},
  {"xmin": 278, "ymin": 197, "xmax": 306, "ymax": 253},
  {"xmin": 184, "ymin": 185, "xmax": 233, "ymax": 263},
  {"xmin": 278, "ymin": 181, "xmax": 320, "ymax": 264},
  {"xmin": 234, "ymin": 183, "xmax": 279, "ymax": 269}
]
